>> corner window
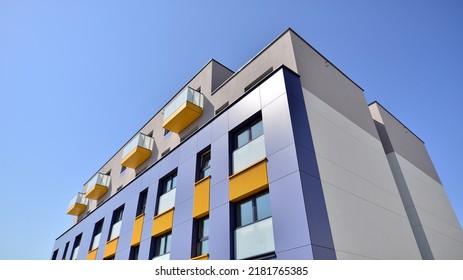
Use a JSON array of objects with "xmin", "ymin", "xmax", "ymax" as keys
[{"xmin": 108, "ymin": 205, "xmax": 124, "ymax": 241}]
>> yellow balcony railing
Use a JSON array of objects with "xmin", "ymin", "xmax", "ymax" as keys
[
  {"xmin": 162, "ymin": 87, "xmax": 204, "ymax": 133},
  {"xmin": 85, "ymin": 173, "xmax": 110, "ymax": 200},
  {"xmin": 121, "ymin": 133, "xmax": 154, "ymax": 169},
  {"xmin": 67, "ymin": 193, "xmax": 88, "ymax": 216}
]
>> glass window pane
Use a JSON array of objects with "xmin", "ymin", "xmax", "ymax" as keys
[
  {"xmin": 237, "ymin": 130, "xmax": 249, "ymax": 149},
  {"xmin": 238, "ymin": 200, "xmax": 253, "ymax": 227},
  {"xmin": 201, "ymin": 240, "xmax": 209, "ymax": 254},
  {"xmin": 256, "ymin": 193, "xmax": 271, "ymax": 221},
  {"xmin": 251, "ymin": 120, "xmax": 263, "ymax": 140},
  {"xmin": 202, "ymin": 218, "xmax": 209, "ymax": 237},
  {"xmin": 171, "ymin": 175, "xmax": 177, "ymax": 189}
]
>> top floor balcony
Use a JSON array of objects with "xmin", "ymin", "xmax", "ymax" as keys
[
  {"xmin": 121, "ymin": 133, "xmax": 154, "ymax": 169},
  {"xmin": 162, "ymin": 87, "xmax": 204, "ymax": 133}
]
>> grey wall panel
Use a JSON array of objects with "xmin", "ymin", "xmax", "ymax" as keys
[
  {"xmin": 228, "ymin": 87, "xmax": 262, "ymax": 130},
  {"xmin": 211, "ymin": 111, "xmax": 229, "ymax": 142},
  {"xmin": 176, "ymin": 156, "xmax": 195, "ymax": 205},
  {"xmin": 178, "ymin": 134, "xmax": 197, "ymax": 165},
  {"xmin": 259, "ymin": 70, "xmax": 286, "ymax": 108},
  {"xmin": 266, "ymin": 143, "xmax": 299, "ymax": 184},
  {"xmin": 173, "ymin": 198, "xmax": 193, "ymax": 227},
  {"xmin": 209, "ymin": 203, "xmax": 230, "ymax": 260},
  {"xmin": 210, "ymin": 134, "xmax": 229, "ymax": 185},
  {"xmin": 196, "ymin": 123, "xmax": 212, "ymax": 152},
  {"xmin": 275, "ymin": 245, "xmax": 313, "ymax": 260},
  {"xmin": 210, "ymin": 179, "xmax": 229, "ymax": 211},
  {"xmin": 171, "ymin": 219, "xmax": 194, "ymax": 260},
  {"xmin": 159, "ymin": 149, "xmax": 179, "ymax": 177}
]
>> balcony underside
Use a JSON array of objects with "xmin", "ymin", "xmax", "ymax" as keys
[
  {"xmin": 67, "ymin": 203, "xmax": 86, "ymax": 216},
  {"xmin": 162, "ymin": 101, "xmax": 203, "ymax": 133},
  {"xmin": 121, "ymin": 146, "xmax": 152, "ymax": 169},
  {"xmin": 85, "ymin": 184, "xmax": 108, "ymax": 200}
]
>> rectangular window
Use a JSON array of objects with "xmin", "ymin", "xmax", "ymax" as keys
[
  {"xmin": 150, "ymin": 233, "xmax": 171, "ymax": 259},
  {"xmin": 136, "ymin": 188, "xmax": 148, "ymax": 216},
  {"xmin": 70, "ymin": 233, "xmax": 82, "ymax": 260},
  {"xmin": 197, "ymin": 149, "xmax": 211, "ymax": 181},
  {"xmin": 120, "ymin": 165, "xmax": 126, "ymax": 175},
  {"xmin": 62, "ymin": 241, "xmax": 69, "ymax": 260},
  {"xmin": 129, "ymin": 245, "xmax": 140, "ymax": 260},
  {"xmin": 51, "ymin": 249, "xmax": 58, "ymax": 260},
  {"xmin": 232, "ymin": 118, "xmax": 265, "ymax": 173},
  {"xmin": 234, "ymin": 191, "xmax": 274, "ymax": 259},
  {"xmin": 157, "ymin": 171, "xmax": 177, "ymax": 215},
  {"xmin": 90, "ymin": 219, "xmax": 104, "ymax": 251},
  {"xmin": 108, "ymin": 205, "xmax": 124, "ymax": 241},
  {"xmin": 195, "ymin": 217, "xmax": 209, "ymax": 257}
]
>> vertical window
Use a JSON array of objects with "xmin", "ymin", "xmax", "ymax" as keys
[
  {"xmin": 150, "ymin": 233, "xmax": 171, "ymax": 259},
  {"xmin": 136, "ymin": 188, "xmax": 148, "ymax": 216},
  {"xmin": 90, "ymin": 219, "xmax": 104, "ymax": 251},
  {"xmin": 195, "ymin": 217, "xmax": 209, "ymax": 257},
  {"xmin": 197, "ymin": 149, "xmax": 211, "ymax": 181},
  {"xmin": 232, "ymin": 117, "xmax": 265, "ymax": 173},
  {"xmin": 51, "ymin": 249, "xmax": 59, "ymax": 260},
  {"xmin": 120, "ymin": 165, "xmax": 126, "ymax": 175},
  {"xmin": 70, "ymin": 233, "xmax": 82, "ymax": 260},
  {"xmin": 237, "ymin": 192, "xmax": 271, "ymax": 227},
  {"xmin": 108, "ymin": 205, "xmax": 124, "ymax": 241},
  {"xmin": 157, "ymin": 172, "xmax": 177, "ymax": 215},
  {"xmin": 62, "ymin": 241, "xmax": 69, "ymax": 260},
  {"xmin": 129, "ymin": 245, "xmax": 140, "ymax": 260}
]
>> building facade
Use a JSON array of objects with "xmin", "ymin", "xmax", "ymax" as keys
[{"xmin": 52, "ymin": 29, "xmax": 463, "ymax": 260}]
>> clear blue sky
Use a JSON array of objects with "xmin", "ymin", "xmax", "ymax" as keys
[{"xmin": 0, "ymin": 0, "xmax": 462, "ymax": 259}]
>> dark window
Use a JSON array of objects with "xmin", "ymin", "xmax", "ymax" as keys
[
  {"xmin": 108, "ymin": 205, "xmax": 124, "ymax": 241},
  {"xmin": 70, "ymin": 233, "xmax": 82, "ymax": 260},
  {"xmin": 120, "ymin": 165, "xmax": 126, "ymax": 174},
  {"xmin": 237, "ymin": 192, "xmax": 271, "ymax": 227},
  {"xmin": 197, "ymin": 149, "xmax": 211, "ymax": 181},
  {"xmin": 164, "ymin": 129, "xmax": 170, "ymax": 136},
  {"xmin": 62, "ymin": 242, "xmax": 69, "ymax": 260},
  {"xmin": 235, "ymin": 119, "xmax": 263, "ymax": 149},
  {"xmin": 105, "ymin": 169, "xmax": 111, "ymax": 176},
  {"xmin": 195, "ymin": 217, "xmax": 209, "ymax": 256},
  {"xmin": 161, "ymin": 173, "xmax": 177, "ymax": 194},
  {"xmin": 136, "ymin": 188, "xmax": 148, "ymax": 216},
  {"xmin": 129, "ymin": 245, "xmax": 140, "ymax": 260},
  {"xmin": 51, "ymin": 249, "xmax": 59, "ymax": 260},
  {"xmin": 150, "ymin": 233, "xmax": 171, "ymax": 259},
  {"xmin": 90, "ymin": 219, "xmax": 104, "ymax": 251}
]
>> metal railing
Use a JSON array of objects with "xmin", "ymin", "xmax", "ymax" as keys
[{"xmin": 163, "ymin": 87, "xmax": 204, "ymax": 122}]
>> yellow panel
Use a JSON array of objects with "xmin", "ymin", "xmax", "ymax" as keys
[
  {"xmin": 152, "ymin": 208, "xmax": 174, "ymax": 237},
  {"xmin": 229, "ymin": 159, "xmax": 269, "ymax": 202},
  {"xmin": 103, "ymin": 237, "xmax": 119, "ymax": 259},
  {"xmin": 131, "ymin": 214, "xmax": 145, "ymax": 246},
  {"xmin": 162, "ymin": 102, "xmax": 203, "ymax": 133},
  {"xmin": 67, "ymin": 203, "xmax": 86, "ymax": 216},
  {"xmin": 121, "ymin": 146, "xmax": 152, "ymax": 169},
  {"xmin": 85, "ymin": 184, "xmax": 108, "ymax": 200},
  {"xmin": 193, "ymin": 176, "xmax": 210, "ymax": 219},
  {"xmin": 191, "ymin": 254, "xmax": 209, "ymax": 260},
  {"xmin": 87, "ymin": 248, "xmax": 98, "ymax": 260}
]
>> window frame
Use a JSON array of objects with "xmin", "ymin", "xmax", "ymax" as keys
[
  {"xmin": 129, "ymin": 245, "xmax": 140, "ymax": 260},
  {"xmin": 236, "ymin": 191, "xmax": 271, "ymax": 228},
  {"xmin": 108, "ymin": 205, "xmax": 124, "ymax": 241},
  {"xmin": 196, "ymin": 147, "xmax": 211, "ymax": 181},
  {"xmin": 161, "ymin": 172, "xmax": 177, "ymax": 195},
  {"xmin": 194, "ymin": 216, "xmax": 209, "ymax": 257},
  {"xmin": 152, "ymin": 233, "xmax": 172, "ymax": 258},
  {"xmin": 70, "ymin": 233, "xmax": 82, "ymax": 260},
  {"xmin": 89, "ymin": 219, "xmax": 104, "ymax": 251},
  {"xmin": 234, "ymin": 118, "xmax": 263, "ymax": 150},
  {"xmin": 136, "ymin": 188, "xmax": 148, "ymax": 216}
]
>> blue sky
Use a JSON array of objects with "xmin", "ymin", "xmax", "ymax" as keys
[{"xmin": 0, "ymin": 0, "xmax": 462, "ymax": 259}]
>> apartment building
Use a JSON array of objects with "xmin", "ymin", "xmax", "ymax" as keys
[{"xmin": 51, "ymin": 28, "xmax": 463, "ymax": 260}]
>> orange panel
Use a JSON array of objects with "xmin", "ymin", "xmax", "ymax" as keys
[
  {"xmin": 152, "ymin": 208, "xmax": 174, "ymax": 237},
  {"xmin": 131, "ymin": 214, "xmax": 145, "ymax": 246},
  {"xmin": 103, "ymin": 237, "xmax": 119, "ymax": 259},
  {"xmin": 193, "ymin": 176, "xmax": 210, "ymax": 218},
  {"xmin": 229, "ymin": 159, "xmax": 269, "ymax": 202},
  {"xmin": 87, "ymin": 248, "xmax": 98, "ymax": 260}
]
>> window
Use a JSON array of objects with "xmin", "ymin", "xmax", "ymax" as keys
[
  {"xmin": 234, "ymin": 191, "xmax": 274, "ymax": 259},
  {"xmin": 108, "ymin": 205, "xmax": 124, "ymax": 241},
  {"xmin": 136, "ymin": 188, "xmax": 148, "ymax": 216},
  {"xmin": 232, "ymin": 117, "xmax": 265, "ymax": 173},
  {"xmin": 150, "ymin": 233, "xmax": 171, "ymax": 259},
  {"xmin": 237, "ymin": 192, "xmax": 271, "ymax": 227},
  {"xmin": 62, "ymin": 241, "xmax": 69, "ymax": 260},
  {"xmin": 51, "ymin": 249, "xmax": 58, "ymax": 260},
  {"xmin": 120, "ymin": 165, "xmax": 126, "ymax": 175},
  {"xmin": 197, "ymin": 149, "xmax": 211, "ymax": 181},
  {"xmin": 70, "ymin": 233, "xmax": 82, "ymax": 260},
  {"xmin": 235, "ymin": 119, "xmax": 263, "ymax": 149},
  {"xmin": 90, "ymin": 219, "xmax": 104, "ymax": 251},
  {"xmin": 157, "ymin": 172, "xmax": 177, "ymax": 215},
  {"xmin": 194, "ymin": 217, "xmax": 209, "ymax": 257},
  {"xmin": 129, "ymin": 245, "xmax": 140, "ymax": 260}
]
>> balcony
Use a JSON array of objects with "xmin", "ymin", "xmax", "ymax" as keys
[
  {"xmin": 232, "ymin": 134, "xmax": 266, "ymax": 174},
  {"xmin": 157, "ymin": 188, "xmax": 176, "ymax": 215},
  {"xmin": 121, "ymin": 133, "xmax": 154, "ymax": 169},
  {"xmin": 162, "ymin": 87, "xmax": 204, "ymax": 133},
  {"xmin": 85, "ymin": 173, "xmax": 110, "ymax": 200},
  {"xmin": 67, "ymin": 193, "xmax": 88, "ymax": 216},
  {"xmin": 235, "ymin": 217, "xmax": 275, "ymax": 260}
]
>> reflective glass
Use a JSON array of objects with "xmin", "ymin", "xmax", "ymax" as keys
[
  {"xmin": 238, "ymin": 200, "xmax": 253, "ymax": 227},
  {"xmin": 256, "ymin": 193, "xmax": 271, "ymax": 221},
  {"xmin": 251, "ymin": 120, "xmax": 263, "ymax": 140},
  {"xmin": 237, "ymin": 130, "xmax": 249, "ymax": 149}
]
